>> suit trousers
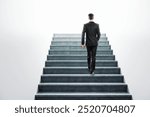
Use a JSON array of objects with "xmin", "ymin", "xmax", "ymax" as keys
[{"xmin": 86, "ymin": 46, "xmax": 97, "ymax": 72}]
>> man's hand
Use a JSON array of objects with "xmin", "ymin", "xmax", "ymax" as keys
[{"xmin": 81, "ymin": 44, "xmax": 86, "ymax": 48}]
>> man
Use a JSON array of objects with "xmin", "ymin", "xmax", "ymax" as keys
[{"xmin": 81, "ymin": 13, "xmax": 101, "ymax": 74}]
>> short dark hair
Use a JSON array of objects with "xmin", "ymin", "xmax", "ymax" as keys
[{"xmin": 88, "ymin": 13, "xmax": 94, "ymax": 20}]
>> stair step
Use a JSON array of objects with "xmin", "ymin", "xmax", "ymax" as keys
[
  {"xmin": 35, "ymin": 93, "xmax": 132, "ymax": 100},
  {"xmin": 51, "ymin": 41, "xmax": 109, "ymax": 46},
  {"xmin": 53, "ymin": 33, "xmax": 106, "ymax": 38},
  {"xmin": 52, "ymin": 40, "xmax": 108, "ymax": 42},
  {"xmin": 53, "ymin": 38, "xmax": 107, "ymax": 41},
  {"xmin": 41, "ymin": 74, "xmax": 124, "ymax": 83},
  {"xmin": 47, "ymin": 55, "xmax": 115, "ymax": 60},
  {"xmin": 51, "ymin": 43, "xmax": 109, "ymax": 46},
  {"xmin": 49, "ymin": 50, "xmax": 113, "ymax": 55},
  {"xmin": 45, "ymin": 60, "xmax": 118, "ymax": 67},
  {"xmin": 38, "ymin": 83, "xmax": 128, "ymax": 93},
  {"xmin": 50, "ymin": 46, "xmax": 111, "ymax": 50},
  {"xmin": 43, "ymin": 67, "xmax": 121, "ymax": 74}
]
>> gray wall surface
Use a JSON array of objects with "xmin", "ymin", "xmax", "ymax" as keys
[{"xmin": 0, "ymin": 0, "xmax": 150, "ymax": 99}]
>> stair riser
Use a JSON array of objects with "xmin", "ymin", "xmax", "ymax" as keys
[
  {"xmin": 53, "ymin": 38, "xmax": 107, "ymax": 41},
  {"xmin": 51, "ymin": 43, "xmax": 109, "ymax": 46},
  {"xmin": 41, "ymin": 76, "xmax": 124, "ymax": 83},
  {"xmin": 49, "ymin": 51, "xmax": 113, "ymax": 55},
  {"xmin": 52, "ymin": 39, "xmax": 109, "ymax": 44},
  {"xmin": 47, "ymin": 56, "xmax": 115, "ymax": 60},
  {"xmin": 53, "ymin": 33, "xmax": 106, "ymax": 37},
  {"xmin": 45, "ymin": 61, "xmax": 118, "ymax": 67},
  {"xmin": 43, "ymin": 68, "xmax": 120, "ymax": 74},
  {"xmin": 53, "ymin": 36, "xmax": 107, "ymax": 39},
  {"xmin": 35, "ymin": 95, "xmax": 132, "ymax": 100},
  {"xmin": 50, "ymin": 46, "xmax": 111, "ymax": 50},
  {"xmin": 52, "ymin": 40, "xmax": 108, "ymax": 42},
  {"xmin": 52, "ymin": 41, "xmax": 108, "ymax": 43},
  {"xmin": 38, "ymin": 85, "xmax": 127, "ymax": 92}
]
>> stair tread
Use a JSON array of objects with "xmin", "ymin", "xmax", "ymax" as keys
[
  {"xmin": 36, "ymin": 92, "xmax": 131, "ymax": 96},
  {"xmin": 39, "ymin": 83, "xmax": 127, "ymax": 85},
  {"xmin": 49, "ymin": 49, "xmax": 113, "ymax": 52},
  {"xmin": 46, "ymin": 60, "xmax": 116, "ymax": 62},
  {"xmin": 44, "ymin": 67, "xmax": 120, "ymax": 68},
  {"xmin": 48, "ymin": 55, "xmax": 114, "ymax": 56},
  {"xmin": 41, "ymin": 74, "xmax": 123, "ymax": 76},
  {"xmin": 53, "ymin": 33, "xmax": 106, "ymax": 36},
  {"xmin": 52, "ymin": 40, "xmax": 108, "ymax": 42},
  {"xmin": 51, "ymin": 45, "xmax": 110, "ymax": 46}
]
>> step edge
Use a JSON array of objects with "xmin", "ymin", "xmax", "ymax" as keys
[
  {"xmin": 43, "ymin": 67, "xmax": 120, "ymax": 69},
  {"xmin": 35, "ymin": 92, "xmax": 131, "ymax": 96},
  {"xmin": 38, "ymin": 83, "xmax": 127, "ymax": 85},
  {"xmin": 41, "ymin": 74, "xmax": 123, "ymax": 77}
]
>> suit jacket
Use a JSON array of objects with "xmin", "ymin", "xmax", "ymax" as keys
[{"xmin": 81, "ymin": 21, "xmax": 101, "ymax": 46}]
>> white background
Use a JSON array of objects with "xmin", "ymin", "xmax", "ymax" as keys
[{"xmin": 0, "ymin": 0, "xmax": 150, "ymax": 99}]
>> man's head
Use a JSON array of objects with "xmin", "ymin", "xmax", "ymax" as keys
[{"xmin": 88, "ymin": 13, "xmax": 94, "ymax": 20}]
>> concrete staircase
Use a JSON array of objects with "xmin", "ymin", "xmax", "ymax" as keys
[{"xmin": 35, "ymin": 34, "xmax": 132, "ymax": 100}]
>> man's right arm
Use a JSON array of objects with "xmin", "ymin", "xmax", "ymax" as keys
[{"xmin": 96, "ymin": 24, "xmax": 101, "ymax": 41}]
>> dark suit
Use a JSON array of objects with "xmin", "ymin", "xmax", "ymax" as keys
[{"xmin": 81, "ymin": 21, "xmax": 101, "ymax": 72}]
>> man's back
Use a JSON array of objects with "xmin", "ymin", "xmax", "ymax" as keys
[
  {"xmin": 81, "ymin": 13, "xmax": 101, "ymax": 74},
  {"xmin": 82, "ymin": 21, "xmax": 100, "ymax": 46}
]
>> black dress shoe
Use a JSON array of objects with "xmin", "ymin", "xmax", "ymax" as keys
[
  {"xmin": 90, "ymin": 69, "xmax": 94, "ymax": 74},
  {"xmin": 90, "ymin": 71, "xmax": 94, "ymax": 76}
]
